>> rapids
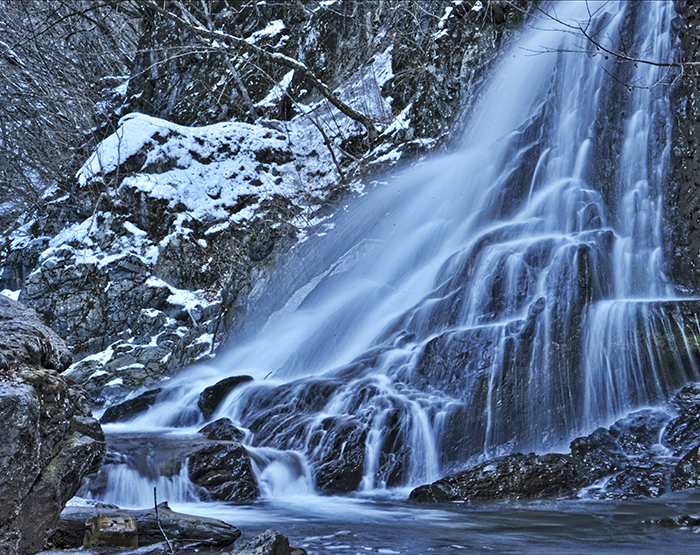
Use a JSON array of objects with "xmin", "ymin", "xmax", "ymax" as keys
[{"xmin": 76, "ymin": 2, "xmax": 700, "ymax": 552}]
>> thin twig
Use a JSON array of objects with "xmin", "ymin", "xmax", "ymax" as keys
[{"xmin": 154, "ymin": 487, "xmax": 175, "ymax": 554}]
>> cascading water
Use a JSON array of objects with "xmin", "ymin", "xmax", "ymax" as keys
[{"xmin": 87, "ymin": 0, "xmax": 700, "ymax": 507}]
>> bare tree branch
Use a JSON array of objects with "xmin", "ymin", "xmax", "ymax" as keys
[{"xmin": 134, "ymin": 0, "xmax": 379, "ymax": 142}]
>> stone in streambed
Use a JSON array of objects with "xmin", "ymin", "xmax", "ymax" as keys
[
  {"xmin": 188, "ymin": 442, "xmax": 259, "ymax": 502},
  {"xmin": 672, "ymin": 445, "xmax": 700, "ymax": 490},
  {"xmin": 227, "ymin": 528, "xmax": 307, "ymax": 555},
  {"xmin": 99, "ymin": 388, "xmax": 162, "ymax": 423},
  {"xmin": 198, "ymin": 417, "xmax": 245, "ymax": 441},
  {"xmin": 409, "ymin": 452, "xmax": 582, "ymax": 503}
]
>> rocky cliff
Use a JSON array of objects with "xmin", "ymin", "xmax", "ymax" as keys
[
  {"xmin": 0, "ymin": 0, "xmax": 529, "ymax": 409},
  {"xmin": 0, "ymin": 295, "xmax": 104, "ymax": 555}
]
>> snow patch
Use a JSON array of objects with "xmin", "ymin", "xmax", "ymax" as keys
[
  {"xmin": 1, "ymin": 289, "xmax": 20, "ymax": 301},
  {"xmin": 246, "ymin": 20, "xmax": 285, "ymax": 44}
]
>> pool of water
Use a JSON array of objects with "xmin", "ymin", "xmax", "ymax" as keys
[{"xmin": 150, "ymin": 492, "xmax": 700, "ymax": 554}]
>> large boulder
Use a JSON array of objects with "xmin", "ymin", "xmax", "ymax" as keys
[
  {"xmin": 409, "ymin": 452, "xmax": 582, "ymax": 503},
  {"xmin": 228, "ymin": 529, "xmax": 307, "ymax": 555},
  {"xmin": 188, "ymin": 442, "xmax": 259, "ymax": 502},
  {"xmin": 0, "ymin": 295, "xmax": 105, "ymax": 555}
]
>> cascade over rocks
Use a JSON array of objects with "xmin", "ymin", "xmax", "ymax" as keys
[
  {"xmin": 99, "ymin": 388, "xmax": 162, "ymax": 424},
  {"xmin": 410, "ymin": 384, "xmax": 700, "ymax": 503},
  {"xmin": 198, "ymin": 375, "xmax": 254, "ymax": 420},
  {"xmin": 0, "ymin": 295, "xmax": 105, "ymax": 555}
]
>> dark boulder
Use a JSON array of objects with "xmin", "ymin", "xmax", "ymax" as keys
[
  {"xmin": 188, "ymin": 442, "xmax": 259, "ymax": 502},
  {"xmin": 229, "ymin": 528, "xmax": 307, "ymax": 555},
  {"xmin": 313, "ymin": 418, "xmax": 367, "ymax": 494},
  {"xmin": 603, "ymin": 464, "xmax": 672, "ymax": 499},
  {"xmin": 198, "ymin": 417, "xmax": 245, "ymax": 442},
  {"xmin": 663, "ymin": 384, "xmax": 700, "ymax": 455},
  {"xmin": 672, "ymin": 445, "xmax": 700, "ymax": 490},
  {"xmin": 409, "ymin": 452, "xmax": 582, "ymax": 503},
  {"xmin": 99, "ymin": 388, "xmax": 162, "ymax": 423},
  {"xmin": 570, "ymin": 427, "xmax": 625, "ymax": 483},
  {"xmin": 198, "ymin": 375, "xmax": 254, "ymax": 420}
]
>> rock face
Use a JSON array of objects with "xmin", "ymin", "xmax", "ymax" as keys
[
  {"xmin": 0, "ymin": 295, "xmax": 105, "ymax": 555},
  {"xmin": 669, "ymin": 0, "xmax": 700, "ymax": 290}
]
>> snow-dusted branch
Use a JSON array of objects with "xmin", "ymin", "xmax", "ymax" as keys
[{"xmin": 133, "ymin": 0, "xmax": 379, "ymax": 142}]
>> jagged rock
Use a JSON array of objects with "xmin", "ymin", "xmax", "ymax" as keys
[
  {"xmin": 228, "ymin": 529, "xmax": 306, "ymax": 555},
  {"xmin": 663, "ymin": 383, "xmax": 700, "ymax": 455},
  {"xmin": 188, "ymin": 443, "xmax": 259, "ymax": 502},
  {"xmin": 50, "ymin": 503, "xmax": 241, "ymax": 549},
  {"xmin": 0, "ymin": 296, "xmax": 104, "ymax": 555},
  {"xmin": 99, "ymin": 388, "xmax": 162, "ymax": 424},
  {"xmin": 671, "ymin": 382, "xmax": 700, "ymax": 415},
  {"xmin": 198, "ymin": 375, "xmax": 254, "ymax": 420},
  {"xmin": 609, "ymin": 409, "xmax": 671, "ymax": 456},
  {"xmin": 313, "ymin": 418, "xmax": 367, "ymax": 494},
  {"xmin": 198, "ymin": 417, "xmax": 245, "ymax": 442},
  {"xmin": 603, "ymin": 464, "xmax": 672, "ymax": 499},
  {"xmin": 570, "ymin": 427, "xmax": 625, "ymax": 483},
  {"xmin": 20, "ymin": 253, "xmax": 172, "ymax": 360},
  {"xmin": 409, "ymin": 452, "xmax": 582, "ymax": 503},
  {"xmin": 672, "ymin": 445, "xmax": 700, "ymax": 490},
  {"xmin": 0, "ymin": 294, "xmax": 72, "ymax": 372}
]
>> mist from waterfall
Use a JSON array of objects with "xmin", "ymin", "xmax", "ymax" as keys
[{"xmin": 93, "ymin": 0, "xmax": 700, "ymax": 504}]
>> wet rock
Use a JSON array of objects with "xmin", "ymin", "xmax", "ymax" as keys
[
  {"xmin": 609, "ymin": 409, "xmax": 671, "ymax": 456},
  {"xmin": 570, "ymin": 427, "xmax": 625, "ymax": 483},
  {"xmin": 188, "ymin": 443, "xmax": 259, "ymax": 502},
  {"xmin": 313, "ymin": 418, "xmax": 367, "ymax": 494},
  {"xmin": 570, "ymin": 409, "xmax": 673, "ymax": 492},
  {"xmin": 198, "ymin": 375, "xmax": 254, "ymax": 420},
  {"xmin": 228, "ymin": 528, "xmax": 306, "ymax": 555},
  {"xmin": 409, "ymin": 452, "xmax": 582, "ymax": 503},
  {"xmin": 662, "ymin": 412, "xmax": 700, "ymax": 456},
  {"xmin": 663, "ymin": 383, "xmax": 700, "ymax": 455},
  {"xmin": 671, "ymin": 382, "xmax": 700, "ymax": 415},
  {"xmin": 198, "ymin": 417, "xmax": 245, "ymax": 442},
  {"xmin": 672, "ymin": 446, "xmax": 700, "ymax": 490},
  {"xmin": 99, "ymin": 388, "xmax": 162, "ymax": 424},
  {"xmin": 603, "ymin": 464, "xmax": 672, "ymax": 499}
]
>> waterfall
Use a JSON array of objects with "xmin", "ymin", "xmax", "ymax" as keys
[{"xmin": 96, "ymin": 0, "xmax": 700, "ymax": 501}]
